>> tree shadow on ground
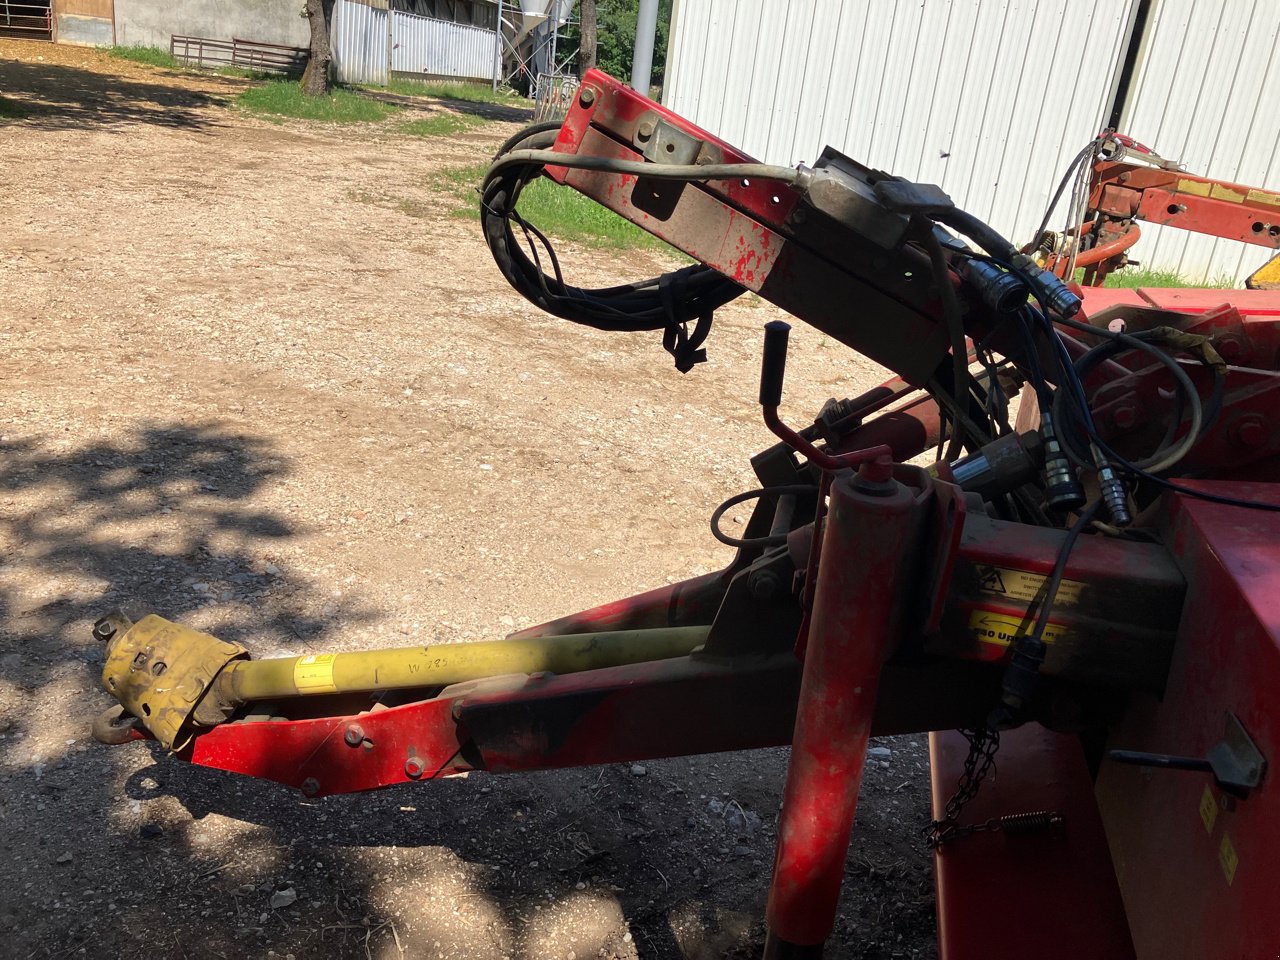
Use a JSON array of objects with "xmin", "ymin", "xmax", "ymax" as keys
[
  {"xmin": 0, "ymin": 423, "xmax": 935, "ymax": 960},
  {"xmin": 0, "ymin": 58, "xmax": 231, "ymax": 131},
  {"xmin": 0, "ymin": 421, "xmax": 379, "ymax": 959},
  {"xmin": 0, "ymin": 421, "xmax": 736, "ymax": 960}
]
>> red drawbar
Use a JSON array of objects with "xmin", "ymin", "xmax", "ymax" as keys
[{"xmin": 931, "ymin": 725, "xmax": 1135, "ymax": 960}]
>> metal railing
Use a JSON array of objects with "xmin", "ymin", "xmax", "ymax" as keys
[
  {"xmin": 170, "ymin": 35, "xmax": 310, "ymax": 75},
  {"xmin": 533, "ymin": 71, "xmax": 579, "ymax": 122},
  {"xmin": 0, "ymin": 0, "xmax": 51, "ymax": 40}
]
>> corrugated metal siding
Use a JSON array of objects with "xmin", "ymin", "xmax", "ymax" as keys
[
  {"xmin": 391, "ymin": 10, "xmax": 494, "ymax": 81},
  {"xmin": 666, "ymin": 0, "xmax": 1139, "ymax": 252},
  {"xmin": 1119, "ymin": 0, "xmax": 1280, "ymax": 284},
  {"xmin": 333, "ymin": 0, "xmax": 388, "ymax": 85}
]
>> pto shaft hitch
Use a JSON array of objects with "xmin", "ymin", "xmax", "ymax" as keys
[{"xmin": 94, "ymin": 612, "xmax": 709, "ymax": 751}]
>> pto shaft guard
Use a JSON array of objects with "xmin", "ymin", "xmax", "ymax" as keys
[{"xmin": 97, "ymin": 613, "xmax": 248, "ymax": 752}]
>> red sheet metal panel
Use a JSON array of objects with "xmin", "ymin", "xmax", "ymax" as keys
[
  {"xmin": 1079, "ymin": 286, "xmax": 1280, "ymax": 316},
  {"xmin": 1094, "ymin": 482, "xmax": 1280, "ymax": 959},
  {"xmin": 931, "ymin": 725, "xmax": 1135, "ymax": 960}
]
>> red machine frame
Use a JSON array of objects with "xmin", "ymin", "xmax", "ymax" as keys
[
  {"xmin": 1046, "ymin": 134, "xmax": 1280, "ymax": 288},
  {"xmin": 95, "ymin": 72, "xmax": 1280, "ymax": 959}
]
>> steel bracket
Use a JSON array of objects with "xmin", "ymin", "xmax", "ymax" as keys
[
  {"xmin": 640, "ymin": 115, "xmax": 711, "ymax": 168},
  {"xmin": 1109, "ymin": 712, "xmax": 1267, "ymax": 798},
  {"xmin": 1207, "ymin": 712, "xmax": 1267, "ymax": 796}
]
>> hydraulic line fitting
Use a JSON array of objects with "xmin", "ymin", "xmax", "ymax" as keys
[
  {"xmin": 1038, "ymin": 411, "xmax": 1086, "ymax": 512},
  {"xmin": 1013, "ymin": 252, "xmax": 1083, "ymax": 318},
  {"xmin": 949, "ymin": 431, "xmax": 1044, "ymax": 499},
  {"xmin": 1091, "ymin": 442, "xmax": 1133, "ymax": 527},
  {"xmin": 957, "ymin": 258, "xmax": 1029, "ymax": 315}
]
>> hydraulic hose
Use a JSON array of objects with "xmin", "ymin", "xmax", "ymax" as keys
[{"xmin": 479, "ymin": 122, "xmax": 747, "ymax": 369}]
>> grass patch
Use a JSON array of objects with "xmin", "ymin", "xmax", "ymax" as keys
[
  {"xmin": 400, "ymin": 112, "xmax": 487, "ymax": 138},
  {"xmin": 109, "ymin": 47, "xmax": 282, "ymax": 82},
  {"xmin": 0, "ymin": 94, "xmax": 29, "ymax": 121},
  {"xmin": 514, "ymin": 177, "xmax": 669, "ymax": 249},
  {"xmin": 214, "ymin": 66, "xmax": 279, "ymax": 82},
  {"xmin": 109, "ymin": 45, "xmax": 184, "ymax": 69},
  {"xmin": 378, "ymin": 77, "xmax": 517, "ymax": 104},
  {"xmin": 436, "ymin": 161, "xmax": 491, "ymax": 192},
  {"xmin": 239, "ymin": 81, "xmax": 400, "ymax": 123},
  {"xmin": 1101, "ymin": 267, "xmax": 1235, "ymax": 289},
  {"xmin": 419, "ymin": 162, "xmax": 487, "ymax": 220},
  {"xmin": 427, "ymin": 162, "xmax": 668, "ymax": 250}
]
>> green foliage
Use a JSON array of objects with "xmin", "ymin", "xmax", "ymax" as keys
[
  {"xmin": 570, "ymin": 0, "xmax": 674, "ymax": 90},
  {"xmin": 214, "ymin": 66, "xmax": 278, "ymax": 81},
  {"xmin": 513, "ymin": 176, "xmax": 669, "ymax": 249},
  {"xmin": 430, "ymin": 163, "xmax": 668, "ymax": 250},
  {"xmin": 0, "ymin": 94, "xmax": 29, "ymax": 121},
  {"xmin": 109, "ymin": 46, "xmax": 284, "ymax": 81},
  {"xmin": 238, "ymin": 81, "xmax": 401, "ymax": 123},
  {"xmin": 108, "ymin": 45, "xmax": 184, "ymax": 69},
  {"xmin": 379, "ymin": 77, "xmax": 517, "ymax": 104},
  {"xmin": 400, "ymin": 112, "xmax": 488, "ymax": 138},
  {"xmin": 1100, "ymin": 268, "xmax": 1236, "ymax": 289},
  {"xmin": 433, "ymin": 161, "xmax": 491, "ymax": 195}
]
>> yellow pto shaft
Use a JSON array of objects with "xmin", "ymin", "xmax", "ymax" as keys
[
  {"xmin": 213, "ymin": 626, "xmax": 710, "ymax": 702},
  {"xmin": 96, "ymin": 612, "xmax": 709, "ymax": 751}
]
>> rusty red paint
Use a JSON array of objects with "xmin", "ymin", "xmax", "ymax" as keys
[
  {"xmin": 1095, "ymin": 482, "xmax": 1280, "ymax": 959},
  {"xmin": 183, "ymin": 655, "xmax": 805, "ymax": 795},
  {"xmin": 765, "ymin": 469, "xmax": 928, "ymax": 950},
  {"xmin": 462, "ymin": 655, "xmax": 801, "ymax": 771},
  {"xmin": 189, "ymin": 695, "xmax": 466, "ymax": 797},
  {"xmin": 542, "ymin": 70, "xmax": 960, "ymax": 383},
  {"xmin": 509, "ymin": 570, "xmax": 728, "ymax": 639},
  {"xmin": 1087, "ymin": 161, "xmax": 1280, "ymax": 262},
  {"xmin": 931, "ymin": 726, "xmax": 1135, "ymax": 960}
]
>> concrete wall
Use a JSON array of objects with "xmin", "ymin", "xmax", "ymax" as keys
[
  {"xmin": 113, "ymin": 0, "xmax": 310, "ymax": 50},
  {"xmin": 53, "ymin": 0, "xmax": 113, "ymax": 46},
  {"xmin": 56, "ymin": 13, "xmax": 113, "ymax": 45}
]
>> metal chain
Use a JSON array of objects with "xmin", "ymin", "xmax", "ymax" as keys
[
  {"xmin": 923, "ymin": 727, "xmax": 1001, "ymax": 848},
  {"xmin": 923, "ymin": 727, "xmax": 1066, "ymax": 847}
]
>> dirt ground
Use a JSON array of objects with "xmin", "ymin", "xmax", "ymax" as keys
[{"xmin": 0, "ymin": 41, "xmax": 936, "ymax": 959}]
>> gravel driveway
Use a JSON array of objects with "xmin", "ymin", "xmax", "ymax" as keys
[{"xmin": 0, "ymin": 40, "xmax": 936, "ymax": 960}]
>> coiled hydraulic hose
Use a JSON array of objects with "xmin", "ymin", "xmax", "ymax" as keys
[{"xmin": 479, "ymin": 122, "xmax": 761, "ymax": 370}]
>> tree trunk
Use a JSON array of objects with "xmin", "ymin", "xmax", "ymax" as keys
[
  {"xmin": 300, "ymin": 0, "xmax": 336, "ymax": 96},
  {"xmin": 578, "ymin": 0, "xmax": 597, "ymax": 79}
]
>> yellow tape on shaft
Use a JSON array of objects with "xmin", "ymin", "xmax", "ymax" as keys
[{"xmin": 294, "ymin": 653, "xmax": 338, "ymax": 694}]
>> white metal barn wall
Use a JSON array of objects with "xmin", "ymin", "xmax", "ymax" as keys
[
  {"xmin": 1119, "ymin": 0, "xmax": 1280, "ymax": 284},
  {"xmin": 333, "ymin": 0, "xmax": 389, "ymax": 85},
  {"xmin": 664, "ymin": 0, "xmax": 1140, "ymax": 258},
  {"xmin": 391, "ymin": 10, "xmax": 495, "ymax": 81},
  {"xmin": 333, "ymin": 0, "xmax": 498, "ymax": 85}
]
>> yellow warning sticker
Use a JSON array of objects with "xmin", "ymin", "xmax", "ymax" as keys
[
  {"xmin": 1178, "ymin": 178, "xmax": 1212, "ymax": 198},
  {"xmin": 294, "ymin": 653, "xmax": 338, "ymax": 694},
  {"xmin": 1219, "ymin": 833, "xmax": 1239, "ymax": 886},
  {"xmin": 1199, "ymin": 784, "xmax": 1218, "ymax": 835},
  {"xmin": 968, "ymin": 610, "xmax": 1064, "ymax": 648},
  {"xmin": 1209, "ymin": 183, "xmax": 1247, "ymax": 204},
  {"xmin": 1247, "ymin": 187, "xmax": 1280, "ymax": 208},
  {"xmin": 972, "ymin": 564, "xmax": 1088, "ymax": 607}
]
